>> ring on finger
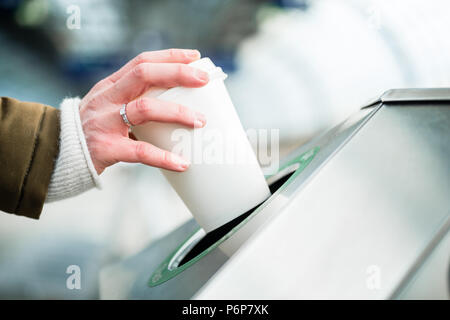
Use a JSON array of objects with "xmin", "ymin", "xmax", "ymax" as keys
[{"xmin": 120, "ymin": 103, "xmax": 134, "ymax": 128}]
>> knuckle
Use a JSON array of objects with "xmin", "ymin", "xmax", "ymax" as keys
[
  {"xmin": 132, "ymin": 64, "xmax": 148, "ymax": 80},
  {"xmin": 176, "ymin": 104, "xmax": 189, "ymax": 118},
  {"xmin": 135, "ymin": 142, "xmax": 149, "ymax": 160},
  {"xmin": 175, "ymin": 63, "xmax": 188, "ymax": 79},
  {"xmin": 136, "ymin": 98, "xmax": 151, "ymax": 115},
  {"xmin": 161, "ymin": 151, "xmax": 172, "ymax": 166},
  {"xmin": 168, "ymin": 48, "xmax": 177, "ymax": 59},
  {"xmin": 167, "ymin": 48, "xmax": 186, "ymax": 60},
  {"xmin": 135, "ymin": 52, "xmax": 147, "ymax": 64}
]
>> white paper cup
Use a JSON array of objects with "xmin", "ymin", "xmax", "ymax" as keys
[{"xmin": 132, "ymin": 58, "xmax": 271, "ymax": 232}]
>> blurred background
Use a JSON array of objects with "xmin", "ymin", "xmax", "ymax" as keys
[{"xmin": 0, "ymin": 0, "xmax": 449, "ymax": 299}]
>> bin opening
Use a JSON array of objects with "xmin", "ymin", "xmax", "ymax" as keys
[{"xmin": 178, "ymin": 167, "xmax": 296, "ymax": 267}]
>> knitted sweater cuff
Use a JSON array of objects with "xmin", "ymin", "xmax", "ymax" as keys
[{"xmin": 46, "ymin": 97, "xmax": 101, "ymax": 202}]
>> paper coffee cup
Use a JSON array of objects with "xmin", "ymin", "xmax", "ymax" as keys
[{"xmin": 132, "ymin": 58, "xmax": 271, "ymax": 232}]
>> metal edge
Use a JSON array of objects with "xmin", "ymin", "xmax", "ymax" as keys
[{"xmin": 362, "ymin": 88, "xmax": 450, "ymax": 109}]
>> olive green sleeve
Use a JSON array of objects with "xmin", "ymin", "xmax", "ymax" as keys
[{"xmin": 0, "ymin": 97, "xmax": 60, "ymax": 219}]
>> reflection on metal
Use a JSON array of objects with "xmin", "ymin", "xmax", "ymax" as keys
[
  {"xmin": 362, "ymin": 88, "xmax": 450, "ymax": 108},
  {"xmin": 168, "ymin": 228, "xmax": 205, "ymax": 271},
  {"xmin": 265, "ymin": 162, "xmax": 299, "ymax": 186},
  {"xmin": 100, "ymin": 89, "xmax": 450, "ymax": 299}
]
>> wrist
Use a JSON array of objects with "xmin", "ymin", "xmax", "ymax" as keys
[{"xmin": 46, "ymin": 97, "xmax": 102, "ymax": 202}]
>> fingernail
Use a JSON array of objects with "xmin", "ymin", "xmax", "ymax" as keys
[
  {"xmin": 171, "ymin": 154, "xmax": 190, "ymax": 170},
  {"xmin": 194, "ymin": 112, "xmax": 206, "ymax": 128},
  {"xmin": 185, "ymin": 49, "xmax": 200, "ymax": 58},
  {"xmin": 193, "ymin": 69, "xmax": 209, "ymax": 82}
]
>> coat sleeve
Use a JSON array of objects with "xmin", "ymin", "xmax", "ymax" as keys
[{"xmin": 0, "ymin": 97, "xmax": 60, "ymax": 219}]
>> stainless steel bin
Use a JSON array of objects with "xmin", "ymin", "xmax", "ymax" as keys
[{"xmin": 100, "ymin": 88, "xmax": 450, "ymax": 300}]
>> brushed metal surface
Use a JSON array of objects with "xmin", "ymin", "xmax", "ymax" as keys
[{"xmin": 195, "ymin": 103, "xmax": 450, "ymax": 299}]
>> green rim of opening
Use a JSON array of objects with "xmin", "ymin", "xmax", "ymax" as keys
[{"xmin": 148, "ymin": 146, "xmax": 320, "ymax": 287}]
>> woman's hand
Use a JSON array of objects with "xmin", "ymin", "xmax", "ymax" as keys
[{"xmin": 79, "ymin": 49, "xmax": 209, "ymax": 175}]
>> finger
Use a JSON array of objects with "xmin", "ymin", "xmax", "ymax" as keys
[
  {"xmin": 107, "ymin": 49, "xmax": 201, "ymax": 84},
  {"xmin": 116, "ymin": 138, "xmax": 190, "ymax": 171},
  {"xmin": 105, "ymin": 63, "xmax": 209, "ymax": 104},
  {"xmin": 81, "ymin": 49, "xmax": 201, "ymax": 102},
  {"xmin": 126, "ymin": 97, "xmax": 206, "ymax": 128}
]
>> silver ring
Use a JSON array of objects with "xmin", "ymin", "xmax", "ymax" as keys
[{"xmin": 120, "ymin": 104, "xmax": 133, "ymax": 127}]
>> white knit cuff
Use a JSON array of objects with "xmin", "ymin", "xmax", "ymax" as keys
[{"xmin": 46, "ymin": 97, "xmax": 102, "ymax": 202}]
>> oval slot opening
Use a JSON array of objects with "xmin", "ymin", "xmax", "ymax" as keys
[{"xmin": 176, "ymin": 163, "xmax": 299, "ymax": 268}]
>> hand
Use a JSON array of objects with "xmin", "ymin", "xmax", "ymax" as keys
[{"xmin": 79, "ymin": 49, "xmax": 209, "ymax": 175}]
